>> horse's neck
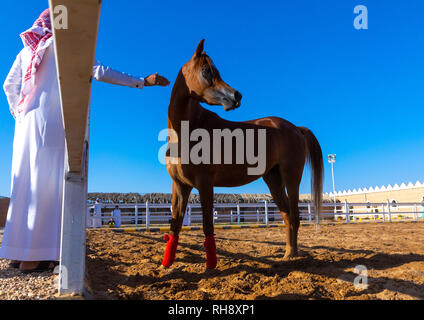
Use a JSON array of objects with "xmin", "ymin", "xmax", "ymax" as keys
[{"xmin": 168, "ymin": 70, "xmax": 199, "ymax": 132}]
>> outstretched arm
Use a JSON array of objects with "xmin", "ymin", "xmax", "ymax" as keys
[
  {"xmin": 92, "ymin": 60, "xmax": 170, "ymax": 89},
  {"xmin": 92, "ymin": 60, "xmax": 145, "ymax": 88},
  {"xmin": 3, "ymin": 51, "xmax": 23, "ymax": 119}
]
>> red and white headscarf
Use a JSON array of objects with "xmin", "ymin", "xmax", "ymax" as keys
[{"xmin": 17, "ymin": 9, "xmax": 53, "ymax": 115}]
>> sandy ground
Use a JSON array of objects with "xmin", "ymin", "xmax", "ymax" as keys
[
  {"xmin": 85, "ymin": 222, "xmax": 424, "ymax": 300},
  {"xmin": 1, "ymin": 223, "xmax": 423, "ymax": 300}
]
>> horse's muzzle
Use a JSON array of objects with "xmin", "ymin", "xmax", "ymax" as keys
[{"xmin": 224, "ymin": 91, "xmax": 242, "ymax": 111}]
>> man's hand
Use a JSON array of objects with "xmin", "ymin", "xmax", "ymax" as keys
[{"xmin": 144, "ymin": 73, "xmax": 170, "ymax": 87}]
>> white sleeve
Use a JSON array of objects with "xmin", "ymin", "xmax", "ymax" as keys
[
  {"xmin": 3, "ymin": 51, "xmax": 23, "ymax": 118},
  {"xmin": 92, "ymin": 60, "xmax": 145, "ymax": 89}
]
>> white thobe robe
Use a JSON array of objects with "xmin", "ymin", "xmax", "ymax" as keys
[
  {"xmin": 112, "ymin": 209, "xmax": 121, "ymax": 228},
  {"xmin": 92, "ymin": 203, "xmax": 103, "ymax": 228},
  {"xmin": 0, "ymin": 42, "xmax": 145, "ymax": 261},
  {"xmin": 183, "ymin": 208, "xmax": 190, "ymax": 226}
]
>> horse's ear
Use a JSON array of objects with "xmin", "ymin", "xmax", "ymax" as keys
[{"xmin": 192, "ymin": 39, "xmax": 205, "ymax": 59}]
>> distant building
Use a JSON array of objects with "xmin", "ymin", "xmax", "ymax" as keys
[{"xmin": 325, "ymin": 181, "xmax": 424, "ymax": 204}]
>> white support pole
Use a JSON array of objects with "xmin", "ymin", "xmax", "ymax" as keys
[
  {"xmin": 237, "ymin": 204, "xmax": 241, "ymax": 225},
  {"xmin": 135, "ymin": 205, "xmax": 138, "ymax": 227},
  {"xmin": 331, "ymin": 162, "xmax": 336, "ymax": 204},
  {"xmin": 230, "ymin": 210, "xmax": 233, "ymax": 224},
  {"xmin": 330, "ymin": 158, "xmax": 337, "ymax": 213},
  {"xmin": 188, "ymin": 205, "xmax": 192, "ymax": 226},
  {"xmin": 51, "ymin": 0, "xmax": 102, "ymax": 296},
  {"xmin": 414, "ymin": 204, "xmax": 418, "ymax": 221},
  {"xmin": 146, "ymin": 201, "xmax": 150, "ymax": 228},
  {"xmin": 59, "ymin": 141, "xmax": 88, "ymax": 295},
  {"xmin": 308, "ymin": 203, "xmax": 312, "ymax": 223},
  {"xmin": 264, "ymin": 201, "xmax": 269, "ymax": 226},
  {"xmin": 387, "ymin": 200, "xmax": 391, "ymax": 222},
  {"xmin": 382, "ymin": 203, "xmax": 386, "ymax": 221},
  {"xmin": 344, "ymin": 200, "xmax": 349, "ymax": 223},
  {"xmin": 256, "ymin": 209, "xmax": 260, "ymax": 223}
]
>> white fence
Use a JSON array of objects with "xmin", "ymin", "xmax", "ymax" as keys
[{"xmin": 87, "ymin": 201, "xmax": 424, "ymax": 228}]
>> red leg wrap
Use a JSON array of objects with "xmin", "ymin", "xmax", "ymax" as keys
[
  {"xmin": 162, "ymin": 234, "xmax": 179, "ymax": 268},
  {"xmin": 204, "ymin": 235, "xmax": 217, "ymax": 269}
]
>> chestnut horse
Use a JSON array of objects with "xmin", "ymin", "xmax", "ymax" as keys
[{"xmin": 162, "ymin": 40, "xmax": 323, "ymax": 269}]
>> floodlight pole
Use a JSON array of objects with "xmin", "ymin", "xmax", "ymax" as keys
[{"xmin": 328, "ymin": 154, "xmax": 337, "ymax": 213}]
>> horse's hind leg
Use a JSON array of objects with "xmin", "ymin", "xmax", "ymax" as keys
[
  {"xmin": 281, "ymin": 165, "xmax": 303, "ymax": 258},
  {"xmin": 198, "ymin": 183, "xmax": 217, "ymax": 269},
  {"xmin": 162, "ymin": 180, "xmax": 192, "ymax": 268},
  {"xmin": 263, "ymin": 166, "xmax": 295, "ymax": 259},
  {"xmin": 285, "ymin": 185, "xmax": 300, "ymax": 257}
]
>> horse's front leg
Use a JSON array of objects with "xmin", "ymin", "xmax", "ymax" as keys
[
  {"xmin": 199, "ymin": 183, "xmax": 217, "ymax": 269},
  {"xmin": 162, "ymin": 180, "xmax": 192, "ymax": 268}
]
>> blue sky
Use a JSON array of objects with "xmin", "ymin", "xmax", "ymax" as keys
[{"xmin": 0, "ymin": 0, "xmax": 423, "ymax": 196}]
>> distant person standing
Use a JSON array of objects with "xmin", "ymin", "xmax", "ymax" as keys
[
  {"xmin": 182, "ymin": 207, "xmax": 190, "ymax": 226},
  {"xmin": 93, "ymin": 199, "xmax": 103, "ymax": 228},
  {"xmin": 112, "ymin": 205, "xmax": 122, "ymax": 228},
  {"xmin": 0, "ymin": 9, "xmax": 169, "ymax": 273}
]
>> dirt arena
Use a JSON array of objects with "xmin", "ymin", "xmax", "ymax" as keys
[{"xmin": 85, "ymin": 222, "xmax": 424, "ymax": 300}]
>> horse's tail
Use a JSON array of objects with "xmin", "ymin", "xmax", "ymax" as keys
[{"xmin": 298, "ymin": 127, "xmax": 324, "ymax": 223}]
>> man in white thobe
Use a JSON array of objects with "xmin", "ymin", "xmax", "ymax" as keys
[
  {"xmin": 112, "ymin": 205, "xmax": 122, "ymax": 228},
  {"xmin": 0, "ymin": 9, "xmax": 169, "ymax": 273},
  {"xmin": 92, "ymin": 199, "xmax": 103, "ymax": 228},
  {"xmin": 183, "ymin": 207, "xmax": 191, "ymax": 226}
]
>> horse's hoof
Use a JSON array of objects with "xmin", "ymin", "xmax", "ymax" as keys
[
  {"xmin": 159, "ymin": 265, "xmax": 184, "ymax": 273},
  {"xmin": 161, "ymin": 262, "xmax": 174, "ymax": 268},
  {"xmin": 283, "ymin": 253, "xmax": 298, "ymax": 261},
  {"xmin": 206, "ymin": 264, "xmax": 217, "ymax": 270},
  {"xmin": 158, "ymin": 264, "xmax": 168, "ymax": 270},
  {"xmin": 205, "ymin": 256, "xmax": 219, "ymax": 270}
]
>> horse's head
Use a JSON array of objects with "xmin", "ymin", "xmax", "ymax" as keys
[{"xmin": 182, "ymin": 39, "xmax": 242, "ymax": 111}]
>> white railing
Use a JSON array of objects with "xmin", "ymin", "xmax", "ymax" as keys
[{"xmin": 87, "ymin": 201, "xmax": 424, "ymax": 228}]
